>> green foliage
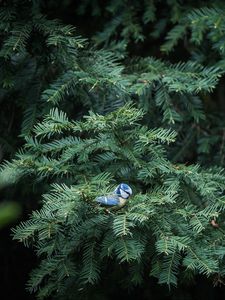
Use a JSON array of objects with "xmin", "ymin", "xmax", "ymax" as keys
[
  {"xmin": 7, "ymin": 105, "xmax": 225, "ymax": 299},
  {"xmin": 76, "ymin": 0, "xmax": 185, "ymax": 56},
  {"xmin": 162, "ymin": 5, "xmax": 225, "ymax": 61},
  {"xmin": 2, "ymin": 1, "xmax": 225, "ymax": 299},
  {"xmin": 127, "ymin": 57, "xmax": 222, "ymax": 124},
  {"xmin": 1, "ymin": 0, "xmax": 224, "ymax": 166},
  {"xmin": 0, "ymin": 0, "xmax": 127, "ymax": 157},
  {"xmin": 0, "ymin": 202, "xmax": 21, "ymax": 228}
]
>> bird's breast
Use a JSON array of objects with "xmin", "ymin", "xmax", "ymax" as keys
[{"xmin": 118, "ymin": 198, "xmax": 127, "ymax": 207}]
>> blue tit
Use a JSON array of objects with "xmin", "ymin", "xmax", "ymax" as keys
[{"xmin": 96, "ymin": 183, "xmax": 132, "ymax": 210}]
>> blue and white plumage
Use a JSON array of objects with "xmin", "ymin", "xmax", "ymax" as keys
[
  {"xmin": 96, "ymin": 183, "xmax": 132, "ymax": 210},
  {"xmin": 113, "ymin": 183, "xmax": 132, "ymax": 199}
]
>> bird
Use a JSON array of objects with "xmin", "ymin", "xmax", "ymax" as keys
[{"xmin": 95, "ymin": 183, "xmax": 132, "ymax": 211}]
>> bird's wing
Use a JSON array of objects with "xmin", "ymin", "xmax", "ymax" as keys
[{"xmin": 96, "ymin": 196, "xmax": 120, "ymax": 206}]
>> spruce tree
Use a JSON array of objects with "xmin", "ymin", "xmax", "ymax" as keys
[
  {"xmin": 3, "ymin": 104, "xmax": 225, "ymax": 299},
  {"xmin": 2, "ymin": 1, "xmax": 225, "ymax": 300}
]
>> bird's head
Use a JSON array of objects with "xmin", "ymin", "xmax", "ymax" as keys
[{"xmin": 114, "ymin": 183, "xmax": 132, "ymax": 199}]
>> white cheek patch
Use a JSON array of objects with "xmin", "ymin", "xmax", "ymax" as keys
[
  {"xmin": 127, "ymin": 187, "xmax": 132, "ymax": 195},
  {"xmin": 120, "ymin": 189, "xmax": 129, "ymax": 199}
]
